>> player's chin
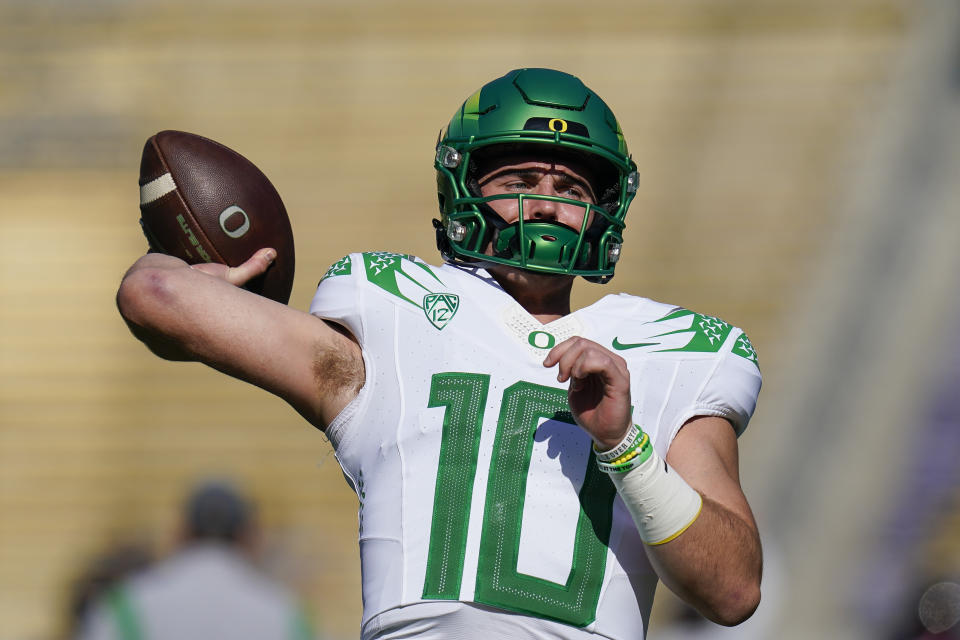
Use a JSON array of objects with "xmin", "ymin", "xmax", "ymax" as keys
[
  {"xmin": 487, "ymin": 260, "xmax": 574, "ymax": 283},
  {"xmin": 513, "ymin": 272, "xmax": 576, "ymax": 299}
]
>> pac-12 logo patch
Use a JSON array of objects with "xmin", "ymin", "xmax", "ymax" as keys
[{"xmin": 422, "ymin": 293, "xmax": 460, "ymax": 330}]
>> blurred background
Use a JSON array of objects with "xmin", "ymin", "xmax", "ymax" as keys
[{"xmin": 2, "ymin": 0, "xmax": 959, "ymax": 638}]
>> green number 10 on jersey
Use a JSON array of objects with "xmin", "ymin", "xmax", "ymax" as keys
[{"xmin": 422, "ymin": 373, "xmax": 617, "ymax": 627}]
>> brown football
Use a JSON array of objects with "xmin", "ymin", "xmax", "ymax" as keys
[{"xmin": 138, "ymin": 130, "xmax": 295, "ymax": 304}]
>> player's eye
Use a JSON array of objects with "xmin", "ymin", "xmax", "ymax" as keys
[
  {"xmin": 504, "ymin": 180, "xmax": 533, "ymax": 192},
  {"xmin": 555, "ymin": 181, "xmax": 591, "ymax": 202}
]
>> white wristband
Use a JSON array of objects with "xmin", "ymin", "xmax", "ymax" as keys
[
  {"xmin": 594, "ymin": 425, "xmax": 642, "ymax": 462},
  {"xmin": 610, "ymin": 447, "xmax": 703, "ymax": 545}
]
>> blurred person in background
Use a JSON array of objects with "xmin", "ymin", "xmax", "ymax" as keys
[
  {"xmin": 73, "ymin": 480, "xmax": 315, "ymax": 640},
  {"xmin": 65, "ymin": 541, "xmax": 154, "ymax": 637}
]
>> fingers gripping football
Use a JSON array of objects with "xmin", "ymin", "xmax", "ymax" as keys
[
  {"xmin": 543, "ymin": 337, "xmax": 633, "ymax": 449},
  {"xmin": 190, "ymin": 248, "xmax": 277, "ymax": 288}
]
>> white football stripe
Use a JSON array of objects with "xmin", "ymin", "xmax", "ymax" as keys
[{"xmin": 139, "ymin": 172, "xmax": 177, "ymax": 205}]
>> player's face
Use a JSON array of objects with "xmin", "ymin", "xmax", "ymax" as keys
[{"xmin": 476, "ymin": 153, "xmax": 598, "ymax": 230}]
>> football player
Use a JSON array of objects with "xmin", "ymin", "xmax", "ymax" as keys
[{"xmin": 118, "ymin": 68, "xmax": 763, "ymax": 639}]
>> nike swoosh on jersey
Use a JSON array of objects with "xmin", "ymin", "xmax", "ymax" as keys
[{"xmin": 611, "ymin": 337, "xmax": 659, "ymax": 350}]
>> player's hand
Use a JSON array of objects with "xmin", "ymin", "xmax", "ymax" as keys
[
  {"xmin": 190, "ymin": 248, "xmax": 276, "ymax": 287},
  {"xmin": 543, "ymin": 337, "xmax": 633, "ymax": 450}
]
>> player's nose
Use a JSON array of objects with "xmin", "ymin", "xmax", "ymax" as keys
[
  {"xmin": 524, "ymin": 192, "xmax": 559, "ymax": 221},
  {"xmin": 525, "ymin": 183, "xmax": 588, "ymax": 229}
]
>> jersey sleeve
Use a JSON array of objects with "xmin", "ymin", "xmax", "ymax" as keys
[
  {"xmin": 309, "ymin": 251, "xmax": 448, "ymax": 342},
  {"xmin": 691, "ymin": 330, "xmax": 762, "ymax": 437},
  {"xmin": 632, "ymin": 321, "xmax": 762, "ymax": 456},
  {"xmin": 309, "ymin": 254, "xmax": 366, "ymax": 344}
]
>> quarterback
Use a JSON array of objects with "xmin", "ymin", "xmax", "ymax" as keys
[{"xmin": 118, "ymin": 69, "xmax": 763, "ymax": 638}]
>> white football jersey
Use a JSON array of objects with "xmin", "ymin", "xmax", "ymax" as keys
[{"xmin": 310, "ymin": 253, "xmax": 761, "ymax": 640}]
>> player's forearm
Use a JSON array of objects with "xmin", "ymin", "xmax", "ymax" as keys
[
  {"xmin": 645, "ymin": 494, "xmax": 762, "ymax": 626},
  {"xmin": 597, "ymin": 423, "xmax": 762, "ymax": 626}
]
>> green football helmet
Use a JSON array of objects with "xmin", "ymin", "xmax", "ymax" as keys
[{"xmin": 434, "ymin": 68, "xmax": 638, "ymax": 283}]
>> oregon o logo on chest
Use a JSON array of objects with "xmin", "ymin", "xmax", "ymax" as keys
[
  {"xmin": 527, "ymin": 330, "xmax": 556, "ymax": 349},
  {"xmin": 547, "ymin": 118, "xmax": 568, "ymax": 133},
  {"xmin": 219, "ymin": 205, "xmax": 251, "ymax": 239}
]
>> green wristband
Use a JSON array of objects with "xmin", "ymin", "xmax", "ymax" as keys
[{"xmin": 596, "ymin": 432, "xmax": 653, "ymax": 474}]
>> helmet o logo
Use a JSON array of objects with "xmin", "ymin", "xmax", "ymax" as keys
[
  {"xmin": 218, "ymin": 205, "xmax": 250, "ymax": 239},
  {"xmin": 547, "ymin": 118, "xmax": 568, "ymax": 133}
]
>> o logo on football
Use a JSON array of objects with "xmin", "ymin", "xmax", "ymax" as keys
[
  {"xmin": 547, "ymin": 118, "xmax": 568, "ymax": 133},
  {"xmin": 218, "ymin": 205, "xmax": 251, "ymax": 239}
]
